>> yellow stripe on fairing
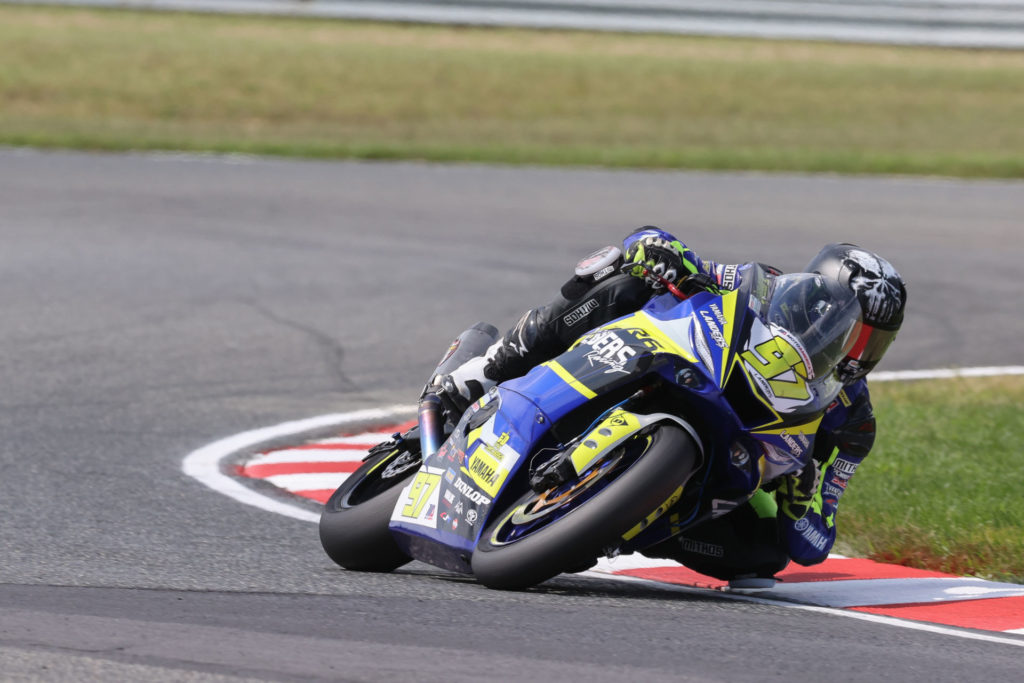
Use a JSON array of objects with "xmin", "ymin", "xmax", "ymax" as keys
[
  {"xmin": 604, "ymin": 312, "xmax": 698, "ymax": 363},
  {"xmin": 545, "ymin": 361, "xmax": 598, "ymax": 399},
  {"xmin": 718, "ymin": 289, "xmax": 740, "ymax": 387}
]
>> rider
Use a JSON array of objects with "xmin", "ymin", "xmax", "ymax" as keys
[{"xmin": 428, "ymin": 227, "xmax": 907, "ymax": 587}]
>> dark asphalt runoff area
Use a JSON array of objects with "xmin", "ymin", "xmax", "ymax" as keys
[{"xmin": 1, "ymin": 148, "xmax": 1022, "ymax": 681}]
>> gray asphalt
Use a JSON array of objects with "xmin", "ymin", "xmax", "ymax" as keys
[{"xmin": 1, "ymin": 148, "xmax": 1022, "ymax": 680}]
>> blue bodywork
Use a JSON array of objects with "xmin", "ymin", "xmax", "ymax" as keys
[{"xmin": 389, "ymin": 269, "xmax": 778, "ymax": 574}]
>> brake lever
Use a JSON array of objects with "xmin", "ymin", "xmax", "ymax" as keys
[{"xmin": 620, "ymin": 263, "xmax": 690, "ymax": 300}]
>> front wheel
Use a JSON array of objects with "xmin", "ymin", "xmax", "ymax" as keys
[
  {"xmin": 319, "ymin": 444, "xmax": 420, "ymax": 572},
  {"xmin": 471, "ymin": 424, "xmax": 699, "ymax": 590}
]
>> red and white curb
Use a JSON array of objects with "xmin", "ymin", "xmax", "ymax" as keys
[
  {"xmin": 181, "ymin": 366, "xmax": 1024, "ymax": 646},
  {"xmin": 182, "ymin": 407, "xmax": 414, "ymax": 523},
  {"xmin": 235, "ymin": 420, "xmax": 417, "ymax": 504}
]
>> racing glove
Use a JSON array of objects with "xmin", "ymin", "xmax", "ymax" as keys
[
  {"xmin": 776, "ymin": 461, "xmax": 820, "ymax": 521},
  {"xmin": 677, "ymin": 272, "xmax": 723, "ymax": 297},
  {"xmin": 624, "ymin": 235, "xmax": 687, "ymax": 290}
]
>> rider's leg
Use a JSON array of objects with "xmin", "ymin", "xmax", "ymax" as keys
[
  {"xmin": 642, "ymin": 491, "xmax": 789, "ymax": 586},
  {"xmin": 438, "ymin": 271, "xmax": 650, "ymax": 406}
]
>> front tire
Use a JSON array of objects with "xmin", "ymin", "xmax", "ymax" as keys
[
  {"xmin": 472, "ymin": 424, "xmax": 699, "ymax": 590},
  {"xmin": 319, "ymin": 445, "xmax": 419, "ymax": 572}
]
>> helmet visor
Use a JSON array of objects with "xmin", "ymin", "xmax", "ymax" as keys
[
  {"xmin": 766, "ymin": 273, "xmax": 862, "ymax": 380},
  {"xmin": 845, "ymin": 321, "xmax": 898, "ymax": 371}
]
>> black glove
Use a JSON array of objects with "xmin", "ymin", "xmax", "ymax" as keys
[
  {"xmin": 776, "ymin": 461, "xmax": 820, "ymax": 521},
  {"xmin": 624, "ymin": 235, "xmax": 686, "ymax": 290},
  {"xmin": 677, "ymin": 272, "xmax": 723, "ymax": 297}
]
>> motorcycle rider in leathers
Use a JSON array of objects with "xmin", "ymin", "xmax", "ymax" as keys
[{"xmin": 427, "ymin": 227, "xmax": 907, "ymax": 587}]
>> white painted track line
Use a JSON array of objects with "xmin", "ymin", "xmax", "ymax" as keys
[{"xmin": 872, "ymin": 366, "xmax": 1024, "ymax": 381}]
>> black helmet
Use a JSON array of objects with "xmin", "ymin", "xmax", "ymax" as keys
[{"xmin": 805, "ymin": 243, "xmax": 907, "ymax": 384}]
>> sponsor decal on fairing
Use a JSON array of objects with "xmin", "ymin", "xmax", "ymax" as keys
[
  {"xmin": 579, "ymin": 330, "xmax": 639, "ymax": 375},
  {"xmin": 699, "ymin": 309, "xmax": 728, "ymax": 349},
  {"xmin": 453, "ymin": 476, "xmax": 491, "ymax": 506}
]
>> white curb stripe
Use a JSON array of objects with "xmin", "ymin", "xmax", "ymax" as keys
[
  {"xmin": 263, "ymin": 472, "xmax": 354, "ymax": 491},
  {"xmin": 246, "ymin": 448, "xmax": 373, "ymax": 465},
  {"xmin": 314, "ymin": 432, "xmax": 405, "ymax": 445}
]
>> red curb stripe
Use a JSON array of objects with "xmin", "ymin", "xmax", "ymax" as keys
[
  {"xmin": 614, "ymin": 557, "xmax": 955, "ymax": 589},
  {"xmin": 240, "ymin": 461, "xmax": 362, "ymax": 478},
  {"xmin": 278, "ymin": 442, "xmax": 381, "ymax": 451},
  {"xmin": 778, "ymin": 558, "xmax": 954, "ymax": 582},
  {"xmin": 292, "ymin": 489, "xmax": 336, "ymax": 504},
  {"xmin": 852, "ymin": 595, "xmax": 1024, "ymax": 632}
]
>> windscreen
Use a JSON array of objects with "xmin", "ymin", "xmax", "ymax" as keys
[{"xmin": 765, "ymin": 273, "xmax": 862, "ymax": 380}]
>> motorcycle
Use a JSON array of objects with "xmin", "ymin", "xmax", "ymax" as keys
[{"xmin": 319, "ymin": 263, "xmax": 860, "ymax": 589}]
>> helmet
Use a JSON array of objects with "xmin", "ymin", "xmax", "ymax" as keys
[{"xmin": 805, "ymin": 244, "xmax": 907, "ymax": 384}]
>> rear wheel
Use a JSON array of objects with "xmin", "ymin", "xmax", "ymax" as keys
[
  {"xmin": 319, "ymin": 444, "xmax": 420, "ymax": 572},
  {"xmin": 472, "ymin": 424, "xmax": 699, "ymax": 590}
]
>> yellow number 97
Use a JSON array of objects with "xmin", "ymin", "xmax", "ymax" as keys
[
  {"xmin": 740, "ymin": 336, "xmax": 810, "ymax": 401},
  {"xmin": 402, "ymin": 471, "xmax": 441, "ymax": 518}
]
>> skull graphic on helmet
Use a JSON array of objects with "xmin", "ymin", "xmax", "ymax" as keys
[{"xmin": 844, "ymin": 249, "xmax": 905, "ymax": 324}]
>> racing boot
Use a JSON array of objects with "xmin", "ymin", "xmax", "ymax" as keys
[{"xmin": 425, "ymin": 340, "xmax": 502, "ymax": 420}]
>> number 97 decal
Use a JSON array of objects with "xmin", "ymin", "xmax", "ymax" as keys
[
  {"xmin": 392, "ymin": 467, "xmax": 444, "ymax": 528},
  {"xmin": 740, "ymin": 321, "xmax": 813, "ymax": 413}
]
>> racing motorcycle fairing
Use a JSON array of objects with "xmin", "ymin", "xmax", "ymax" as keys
[
  {"xmin": 387, "ymin": 263, "xmax": 859, "ymax": 575},
  {"xmin": 389, "ymin": 384, "xmax": 547, "ymax": 573}
]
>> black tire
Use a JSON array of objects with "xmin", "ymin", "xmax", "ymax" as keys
[
  {"xmin": 319, "ymin": 446, "xmax": 419, "ymax": 572},
  {"xmin": 472, "ymin": 425, "xmax": 699, "ymax": 590}
]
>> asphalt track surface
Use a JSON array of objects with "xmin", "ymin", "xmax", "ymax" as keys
[{"xmin": 2, "ymin": 147, "xmax": 1023, "ymax": 681}]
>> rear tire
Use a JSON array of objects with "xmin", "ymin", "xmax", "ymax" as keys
[
  {"xmin": 319, "ymin": 446, "xmax": 419, "ymax": 572},
  {"xmin": 472, "ymin": 424, "xmax": 699, "ymax": 590}
]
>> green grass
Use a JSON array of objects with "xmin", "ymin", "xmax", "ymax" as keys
[
  {"xmin": 4, "ymin": 6, "xmax": 1024, "ymax": 176},
  {"xmin": 836, "ymin": 376, "xmax": 1024, "ymax": 583}
]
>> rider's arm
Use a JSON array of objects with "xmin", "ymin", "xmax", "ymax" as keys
[
  {"xmin": 623, "ymin": 227, "xmax": 726, "ymax": 283},
  {"xmin": 777, "ymin": 381, "xmax": 876, "ymax": 565},
  {"xmin": 477, "ymin": 227, "xmax": 735, "ymax": 391},
  {"xmin": 622, "ymin": 227, "xmax": 767, "ymax": 292},
  {"xmin": 485, "ymin": 227, "xmax": 719, "ymax": 384}
]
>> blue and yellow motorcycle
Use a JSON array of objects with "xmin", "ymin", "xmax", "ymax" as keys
[{"xmin": 320, "ymin": 264, "xmax": 861, "ymax": 589}]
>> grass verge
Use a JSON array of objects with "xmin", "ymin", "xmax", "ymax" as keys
[
  {"xmin": 837, "ymin": 375, "xmax": 1024, "ymax": 583},
  {"xmin": 3, "ymin": 6, "xmax": 1024, "ymax": 176}
]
